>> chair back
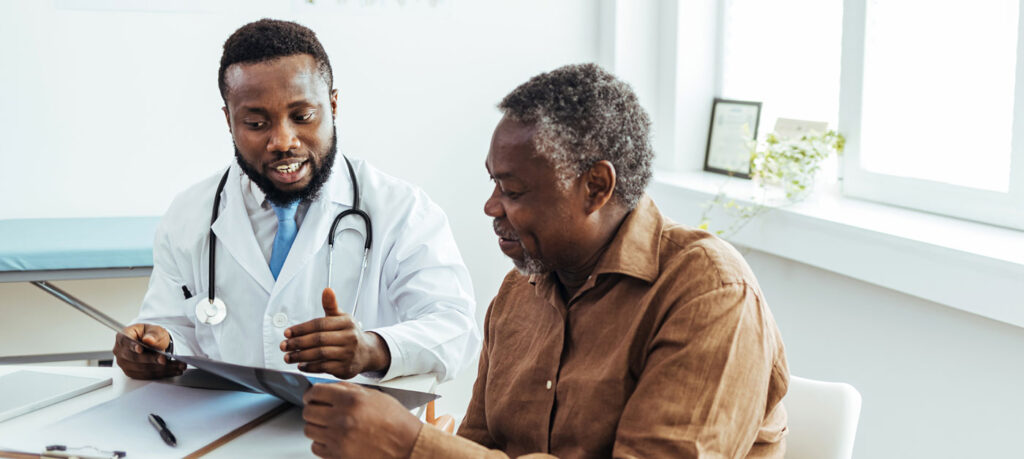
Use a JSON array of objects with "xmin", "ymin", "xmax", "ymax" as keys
[{"xmin": 784, "ymin": 375, "xmax": 862, "ymax": 459}]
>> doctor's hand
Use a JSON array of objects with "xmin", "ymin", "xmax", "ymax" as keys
[
  {"xmin": 281, "ymin": 288, "xmax": 392, "ymax": 379},
  {"xmin": 113, "ymin": 323, "xmax": 186, "ymax": 380},
  {"xmin": 303, "ymin": 382, "xmax": 422, "ymax": 459}
]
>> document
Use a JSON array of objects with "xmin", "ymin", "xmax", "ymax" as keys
[
  {"xmin": 171, "ymin": 355, "xmax": 438, "ymax": 409},
  {"xmin": 1, "ymin": 383, "xmax": 283, "ymax": 459}
]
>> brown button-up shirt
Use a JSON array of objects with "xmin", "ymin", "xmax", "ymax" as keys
[{"xmin": 411, "ymin": 196, "xmax": 788, "ymax": 458}]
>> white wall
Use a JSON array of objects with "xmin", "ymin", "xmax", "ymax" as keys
[
  {"xmin": 740, "ymin": 249, "xmax": 1024, "ymax": 459},
  {"xmin": 0, "ymin": 0, "xmax": 600, "ymax": 421}
]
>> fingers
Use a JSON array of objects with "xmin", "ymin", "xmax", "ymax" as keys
[
  {"xmin": 302, "ymin": 403, "xmax": 339, "ymax": 426},
  {"xmin": 310, "ymin": 441, "xmax": 332, "ymax": 459},
  {"xmin": 114, "ymin": 327, "xmax": 161, "ymax": 363},
  {"xmin": 284, "ymin": 315, "xmax": 356, "ymax": 340},
  {"xmin": 113, "ymin": 324, "xmax": 184, "ymax": 380},
  {"xmin": 294, "ymin": 361, "xmax": 359, "ymax": 379},
  {"xmin": 114, "ymin": 340, "xmax": 186, "ymax": 379},
  {"xmin": 284, "ymin": 344, "xmax": 356, "ymax": 365},
  {"xmin": 122, "ymin": 323, "xmax": 146, "ymax": 340},
  {"xmin": 116, "ymin": 358, "xmax": 186, "ymax": 380},
  {"xmin": 303, "ymin": 382, "xmax": 360, "ymax": 407},
  {"xmin": 281, "ymin": 326, "xmax": 358, "ymax": 352},
  {"xmin": 140, "ymin": 324, "xmax": 171, "ymax": 351},
  {"xmin": 284, "ymin": 344, "xmax": 356, "ymax": 364},
  {"xmin": 322, "ymin": 288, "xmax": 341, "ymax": 317}
]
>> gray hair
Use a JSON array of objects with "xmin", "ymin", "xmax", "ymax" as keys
[{"xmin": 498, "ymin": 63, "xmax": 654, "ymax": 209}]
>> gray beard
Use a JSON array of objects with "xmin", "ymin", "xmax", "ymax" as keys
[{"xmin": 513, "ymin": 252, "xmax": 549, "ymax": 276}]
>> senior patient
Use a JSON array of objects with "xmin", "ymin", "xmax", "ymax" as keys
[{"xmin": 302, "ymin": 63, "xmax": 789, "ymax": 458}]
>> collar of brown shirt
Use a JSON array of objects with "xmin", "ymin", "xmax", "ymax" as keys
[{"xmin": 528, "ymin": 194, "xmax": 663, "ymax": 310}]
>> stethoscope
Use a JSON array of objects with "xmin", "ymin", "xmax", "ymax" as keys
[{"xmin": 195, "ymin": 155, "xmax": 373, "ymax": 326}]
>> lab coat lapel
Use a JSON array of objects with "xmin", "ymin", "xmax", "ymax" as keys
[
  {"xmin": 273, "ymin": 157, "xmax": 361, "ymax": 291},
  {"xmin": 211, "ymin": 167, "xmax": 275, "ymax": 294}
]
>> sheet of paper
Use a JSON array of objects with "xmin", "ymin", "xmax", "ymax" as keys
[
  {"xmin": 1, "ymin": 383, "xmax": 284, "ymax": 458},
  {"xmin": 773, "ymin": 118, "xmax": 828, "ymax": 139}
]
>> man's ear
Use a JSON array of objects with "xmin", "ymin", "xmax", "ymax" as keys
[
  {"xmin": 330, "ymin": 89, "xmax": 339, "ymax": 118},
  {"xmin": 222, "ymin": 106, "xmax": 232, "ymax": 133},
  {"xmin": 582, "ymin": 160, "xmax": 616, "ymax": 214}
]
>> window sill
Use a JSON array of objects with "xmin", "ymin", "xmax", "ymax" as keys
[{"xmin": 649, "ymin": 170, "xmax": 1024, "ymax": 329}]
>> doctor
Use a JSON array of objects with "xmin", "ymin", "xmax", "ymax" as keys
[{"xmin": 112, "ymin": 19, "xmax": 479, "ymax": 383}]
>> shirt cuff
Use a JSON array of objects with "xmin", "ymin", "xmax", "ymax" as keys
[
  {"xmin": 410, "ymin": 424, "xmax": 499, "ymax": 459},
  {"xmin": 363, "ymin": 327, "xmax": 405, "ymax": 382}
]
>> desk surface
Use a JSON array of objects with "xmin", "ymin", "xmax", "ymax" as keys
[{"xmin": 0, "ymin": 365, "xmax": 435, "ymax": 458}]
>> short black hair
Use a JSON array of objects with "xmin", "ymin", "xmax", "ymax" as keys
[
  {"xmin": 499, "ymin": 63, "xmax": 654, "ymax": 209},
  {"xmin": 218, "ymin": 18, "xmax": 334, "ymax": 102}
]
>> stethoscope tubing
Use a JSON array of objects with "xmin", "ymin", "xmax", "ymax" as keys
[{"xmin": 209, "ymin": 170, "xmax": 232, "ymax": 305}]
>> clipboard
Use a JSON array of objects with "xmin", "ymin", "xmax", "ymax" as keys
[
  {"xmin": 0, "ymin": 383, "xmax": 292, "ymax": 459},
  {"xmin": 30, "ymin": 281, "xmax": 439, "ymax": 410}
]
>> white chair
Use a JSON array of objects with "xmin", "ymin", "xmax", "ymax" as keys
[{"xmin": 783, "ymin": 375, "xmax": 862, "ymax": 459}]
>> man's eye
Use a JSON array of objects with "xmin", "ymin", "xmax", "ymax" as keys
[
  {"xmin": 503, "ymin": 190, "xmax": 523, "ymax": 200},
  {"xmin": 244, "ymin": 121, "xmax": 266, "ymax": 129},
  {"xmin": 295, "ymin": 112, "xmax": 315, "ymax": 122}
]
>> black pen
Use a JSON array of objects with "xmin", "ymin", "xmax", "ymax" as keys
[{"xmin": 148, "ymin": 413, "xmax": 177, "ymax": 447}]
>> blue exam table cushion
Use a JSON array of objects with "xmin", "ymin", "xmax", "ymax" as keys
[{"xmin": 0, "ymin": 217, "xmax": 159, "ymax": 272}]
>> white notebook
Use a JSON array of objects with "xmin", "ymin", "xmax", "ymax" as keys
[{"xmin": 0, "ymin": 370, "xmax": 111, "ymax": 422}]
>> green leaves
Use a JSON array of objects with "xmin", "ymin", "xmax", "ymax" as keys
[
  {"xmin": 700, "ymin": 130, "xmax": 845, "ymax": 237},
  {"xmin": 750, "ymin": 129, "xmax": 844, "ymax": 201}
]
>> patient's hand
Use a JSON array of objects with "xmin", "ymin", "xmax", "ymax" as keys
[
  {"xmin": 281, "ymin": 288, "xmax": 392, "ymax": 379},
  {"xmin": 303, "ymin": 382, "xmax": 422, "ymax": 458},
  {"xmin": 113, "ymin": 323, "xmax": 185, "ymax": 379}
]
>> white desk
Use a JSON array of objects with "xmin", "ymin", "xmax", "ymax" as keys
[{"xmin": 0, "ymin": 365, "xmax": 435, "ymax": 458}]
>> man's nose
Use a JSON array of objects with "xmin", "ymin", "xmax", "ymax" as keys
[
  {"xmin": 267, "ymin": 122, "xmax": 301, "ymax": 153},
  {"xmin": 484, "ymin": 185, "xmax": 504, "ymax": 218}
]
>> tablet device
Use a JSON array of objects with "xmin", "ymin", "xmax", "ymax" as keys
[{"xmin": 0, "ymin": 370, "xmax": 112, "ymax": 422}]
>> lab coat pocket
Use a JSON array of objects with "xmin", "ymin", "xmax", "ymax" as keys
[{"xmin": 183, "ymin": 291, "xmax": 222, "ymax": 359}]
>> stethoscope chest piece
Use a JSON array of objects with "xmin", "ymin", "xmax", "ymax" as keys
[{"xmin": 195, "ymin": 297, "xmax": 227, "ymax": 325}]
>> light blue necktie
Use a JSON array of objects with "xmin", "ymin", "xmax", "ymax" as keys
[{"xmin": 269, "ymin": 201, "xmax": 300, "ymax": 280}]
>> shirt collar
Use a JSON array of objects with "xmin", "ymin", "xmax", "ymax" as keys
[
  {"xmin": 242, "ymin": 173, "xmax": 272, "ymax": 210},
  {"xmin": 528, "ymin": 194, "xmax": 663, "ymax": 306},
  {"xmin": 322, "ymin": 154, "xmax": 356, "ymax": 208},
  {"xmin": 589, "ymin": 194, "xmax": 663, "ymax": 284}
]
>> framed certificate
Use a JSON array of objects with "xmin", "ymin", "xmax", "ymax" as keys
[{"xmin": 704, "ymin": 98, "xmax": 762, "ymax": 178}]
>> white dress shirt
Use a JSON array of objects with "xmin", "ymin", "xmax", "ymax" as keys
[{"xmin": 239, "ymin": 174, "xmax": 310, "ymax": 264}]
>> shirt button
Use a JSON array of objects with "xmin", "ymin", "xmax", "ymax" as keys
[
  {"xmin": 272, "ymin": 312, "xmax": 288, "ymax": 328},
  {"xmin": 546, "ymin": 380, "xmax": 553, "ymax": 390}
]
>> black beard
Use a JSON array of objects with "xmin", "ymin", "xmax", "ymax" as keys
[{"xmin": 234, "ymin": 130, "xmax": 338, "ymax": 207}]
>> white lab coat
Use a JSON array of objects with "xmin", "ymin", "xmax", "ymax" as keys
[{"xmin": 135, "ymin": 157, "xmax": 480, "ymax": 382}]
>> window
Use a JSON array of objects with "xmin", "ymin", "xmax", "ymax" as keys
[
  {"xmin": 841, "ymin": 0, "xmax": 1024, "ymax": 229},
  {"xmin": 720, "ymin": 0, "xmax": 843, "ymax": 136},
  {"xmin": 718, "ymin": 0, "xmax": 1024, "ymax": 230}
]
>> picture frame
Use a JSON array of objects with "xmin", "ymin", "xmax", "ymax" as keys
[{"xmin": 703, "ymin": 98, "xmax": 762, "ymax": 179}]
